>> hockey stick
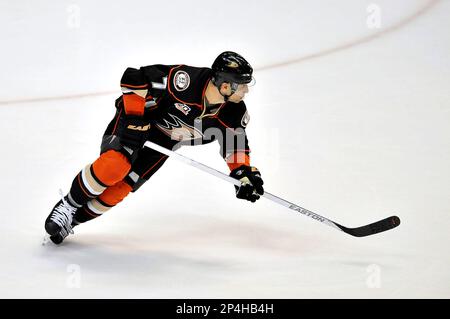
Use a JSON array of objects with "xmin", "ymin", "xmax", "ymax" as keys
[{"xmin": 144, "ymin": 141, "xmax": 400, "ymax": 237}]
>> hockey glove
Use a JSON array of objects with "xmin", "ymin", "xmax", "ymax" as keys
[
  {"xmin": 116, "ymin": 115, "xmax": 151, "ymax": 149},
  {"xmin": 229, "ymin": 165, "xmax": 264, "ymax": 203}
]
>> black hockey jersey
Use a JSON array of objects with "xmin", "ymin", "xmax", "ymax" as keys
[{"xmin": 115, "ymin": 64, "xmax": 251, "ymax": 170}]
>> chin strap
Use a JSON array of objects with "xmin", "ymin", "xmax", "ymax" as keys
[
  {"xmin": 219, "ymin": 82, "xmax": 239, "ymax": 102},
  {"xmin": 222, "ymin": 92, "xmax": 230, "ymax": 102}
]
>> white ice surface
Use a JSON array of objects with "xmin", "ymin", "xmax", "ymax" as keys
[{"xmin": 0, "ymin": 0, "xmax": 449, "ymax": 298}]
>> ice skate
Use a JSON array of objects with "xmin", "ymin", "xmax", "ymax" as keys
[{"xmin": 44, "ymin": 191, "xmax": 78, "ymax": 244}]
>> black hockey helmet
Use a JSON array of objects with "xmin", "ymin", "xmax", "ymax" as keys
[{"xmin": 211, "ymin": 51, "xmax": 254, "ymax": 89}]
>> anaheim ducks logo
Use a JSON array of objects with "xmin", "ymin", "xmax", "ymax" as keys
[
  {"xmin": 156, "ymin": 114, "xmax": 203, "ymax": 141},
  {"xmin": 173, "ymin": 70, "xmax": 190, "ymax": 92}
]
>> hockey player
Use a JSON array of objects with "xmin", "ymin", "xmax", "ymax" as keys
[{"xmin": 44, "ymin": 51, "xmax": 264, "ymax": 244}]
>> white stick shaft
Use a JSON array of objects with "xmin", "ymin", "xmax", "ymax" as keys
[
  {"xmin": 145, "ymin": 141, "xmax": 241, "ymax": 187},
  {"xmin": 144, "ymin": 141, "xmax": 342, "ymax": 232}
]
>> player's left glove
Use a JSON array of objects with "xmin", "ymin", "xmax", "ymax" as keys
[
  {"xmin": 229, "ymin": 165, "xmax": 264, "ymax": 203},
  {"xmin": 116, "ymin": 115, "xmax": 150, "ymax": 149}
]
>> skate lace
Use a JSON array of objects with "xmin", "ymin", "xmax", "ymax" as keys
[{"xmin": 50, "ymin": 189, "xmax": 77, "ymax": 237}]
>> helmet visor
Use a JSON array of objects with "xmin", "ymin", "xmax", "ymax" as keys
[{"xmin": 246, "ymin": 76, "xmax": 256, "ymax": 87}]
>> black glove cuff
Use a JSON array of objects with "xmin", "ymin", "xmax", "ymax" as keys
[{"xmin": 230, "ymin": 165, "xmax": 252, "ymax": 179}]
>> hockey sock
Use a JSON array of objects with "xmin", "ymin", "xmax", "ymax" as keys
[
  {"xmin": 73, "ymin": 180, "xmax": 132, "ymax": 223},
  {"xmin": 67, "ymin": 150, "xmax": 131, "ymax": 208}
]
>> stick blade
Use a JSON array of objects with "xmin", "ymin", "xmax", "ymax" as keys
[{"xmin": 339, "ymin": 215, "xmax": 401, "ymax": 237}]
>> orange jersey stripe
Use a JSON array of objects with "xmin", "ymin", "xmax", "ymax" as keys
[
  {"xmin": 121, "ymin": 83, "xmax": 149, "ymax": 89},
  {"xmin": 142, "ymin": 155, "xmax": 168, "ymax": 178}
]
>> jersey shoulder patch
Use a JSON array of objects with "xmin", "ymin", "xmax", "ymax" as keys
[
  {"xmin": 168, "ymin": 65, "xmax": 212, "ymax": 105},
  {"xmin": 173, "ymin": 69, "xmax": 190, "ymax": 92}
]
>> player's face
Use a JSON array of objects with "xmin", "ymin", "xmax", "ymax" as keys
[{"xmin": 228, "ymin": 84, "xmax": 249, "ymax": 103}]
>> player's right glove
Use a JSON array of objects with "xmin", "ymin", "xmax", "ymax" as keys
[
  {"xmin": 116, "ymin": 115, "xmax": 151, "ymax": 149},
  {"xmin": 229, "ymin": 165, "xmax": 264, "ymax": 203}
]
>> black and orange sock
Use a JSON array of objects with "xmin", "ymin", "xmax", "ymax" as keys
[
  {"xmin": 73, "ymin": 180, "xmax": 133, "ymax": 223},
  {"xmin": 67, "ymin": 150, "xmax": 131, "ymax": 208}
]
